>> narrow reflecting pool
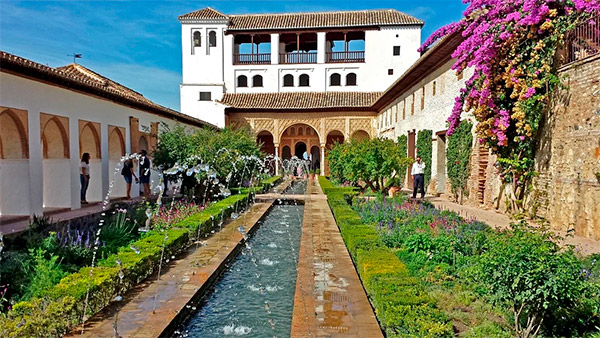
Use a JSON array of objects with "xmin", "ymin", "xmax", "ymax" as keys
[{"xmin": 176, "ymin": 202, "xmax": 304, "ymax": 337}]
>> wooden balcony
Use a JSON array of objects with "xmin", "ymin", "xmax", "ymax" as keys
[
  {"xmin": 233, "ymin": 53, "xmax": 271, "ymax": 65},
  {"xmin": 279, "ymin": 52, "xmax": 317, "ymax": 64},
  {"xmin": 563, "ymin": 14, "xmax": 599, "ymax": 65},
  {"xmin": 326, "ymin": 51, "xmax": 365, "ymax": 63}
]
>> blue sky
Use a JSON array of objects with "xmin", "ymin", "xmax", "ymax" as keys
[{"xmin": 0, "ymin": 1, "xmax": 466, "ymax": 110}]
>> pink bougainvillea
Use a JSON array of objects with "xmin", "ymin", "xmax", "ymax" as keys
[{"xmin": 420, "ymin": 0, "xmax": 598, "ymax": 203}]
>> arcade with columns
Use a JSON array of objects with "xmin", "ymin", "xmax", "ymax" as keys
[{"xmin": 227, "ymin": 112, "xmax": 374, "ymax": 175}]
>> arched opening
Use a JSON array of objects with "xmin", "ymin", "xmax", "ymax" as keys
[
  {"xmin": 346, "ymin": 73, "xmax": 357, "ymax": 86},
  {"xmin": 80, "ymin": 122, "xmax": 101, "ymax": 159},
  {"xmin": 108, "ymin": 127, "xmax": 126, "ymax": 160},
  {"xmin": 0, "ymin": 109, "xmax": 30, "ymax": 216},
  {"xmin": 351, "ymin": 130, "xmax": 369, "ymax": 141},
  {"xmin": 237, "ymin": 75, "xmax": 248, "ymax": 87},
  {"xmin": 139, "ymin": 135, "xmax": 149, "ymax": 153},
  {"xmin": 310, "ymin": 145, "xmax": 320, "ymax": 172},
  {"xmin": 257, "ymin": 131, "xmax": 275, "ymax": 155},
  {"xmin": 108, "ymin": 127, "xmax": 127, "ymax": 198},
  {"xmin": 326, "ymin": 130, "xmax": 344, "ymax": 150},
  {"xmin": 252, "ymin": 75, "xmax": 263, "ymax": 87},
  {"xmin": 299, "ymin": 74, "xmax": 310, "ymax": 87},
  {"xmin": 330, "ymin": 73, "xmax": 341, "ymax": 86},
  {"xmin": 41, "ymin": 115, "xmax": 71, "ymax": 209},
  {"xmin": 209, "ymin": 31, "xmax": 217, "ymax": 47},
  {"xmin": 282, "ymin": 146, "xmax": 291, "ymax": 160},
  {"xmin": 294, "ymin": 141, "xmax": 307, "ymax": 158},
  {"xmin": 283, "ymin": 74, "xmax": 294, "ymax": 87},
  {"xmin": 42, "ymin": 117, "xmax": 69, "ymax": 159},
  {"xmin": 193, "ymin": 31, "xmax": 201, "ymax": 47},
  {"xmin": 0, "ymin": 109, "xmax": 28, "ymax": 159},
  {"xmin": 325, "ymin": 130, "xmax": 345, "ymax": 175}
]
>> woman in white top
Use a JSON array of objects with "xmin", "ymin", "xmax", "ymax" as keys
[{"xmin": 80, "ymin": 153, "xmax": 90, "ymax": 204}]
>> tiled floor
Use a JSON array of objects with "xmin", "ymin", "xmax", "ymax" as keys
[{"xmin": 290, "ymin": 180, "xmax": 383, "ymax": 338}]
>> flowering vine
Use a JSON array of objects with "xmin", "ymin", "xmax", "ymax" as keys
[{"xmin": 420, "ymin": 0, "xmax": 599, "ymax": 211}]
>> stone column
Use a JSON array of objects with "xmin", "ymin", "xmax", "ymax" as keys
[
  {"xmin": 274, "ymin": 143, "xmax": 280, "ymax": 176},
  {"xmin": 317, "ymin": 32, "xmax": 326, "ymax": 64},
  {"xmin": 320, "ymin": 143, "xmax": 326, "ymax": 176},
  {"xmin": 271, "ymin": 33, "xmax": 279, "ymax": 65}
]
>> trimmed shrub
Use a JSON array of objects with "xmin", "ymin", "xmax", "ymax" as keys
[
  {"xmin": 321, "ymin": 177, "xmax": 453, "ymax": 337},
  {"xmin": 0, "ymin": 189, "xmax": 257, "ymax": 338}
]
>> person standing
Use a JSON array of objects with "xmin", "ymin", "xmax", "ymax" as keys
[
  {"xmin": 80, "ymin": 153, "xmax": 91, "ymax": 204},
  {"xmin": 139, "ymin": 150, "xmax": 151, "ymax": 199},
  {"xmin": 121, "ymin": 158, "xmax": 138, "ymax": 199},
  {"xmin": 411, "ymin": 156, "xmax": 426, "ymax": 199}
]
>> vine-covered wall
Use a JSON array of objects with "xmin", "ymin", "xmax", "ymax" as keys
[
  {"xmin": 416, "ymin": 130, "xmax": 433, "ymax": 187},
  {"xmin": 447, "ymin": 122, "xmax": 473, "ymax": 202}
]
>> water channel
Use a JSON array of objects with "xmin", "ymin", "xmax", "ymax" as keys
[{"xmin": 176, "ymin": 181, "xmax": 306, "ymax": 337}]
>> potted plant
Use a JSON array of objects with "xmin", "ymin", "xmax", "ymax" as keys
[{"xmin": 309, "ymin": 169, "xmax": 316, "ymax": 180}]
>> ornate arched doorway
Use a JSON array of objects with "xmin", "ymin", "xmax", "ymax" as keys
[
  {"xmin": 257, "ymin": 131, "xmax": 275, "ymax": 155},
  {"xmin": 294, "ymin": 141, "xmax": 307, "ymax": 158},
  {"xmin": 325, "ymin": 130, "xmax": 345, "ymax": 175},
  {"xmin": 351, "ymin": 130, "xmax": 370, "ymax": 141}
]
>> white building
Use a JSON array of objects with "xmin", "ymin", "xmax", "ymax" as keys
[
  {"xmin": 0, "ymin": 51, "xmax": 212, "ymax": 221},
  {"xmin": 179, "ymin": 7, "xmax": 423, "ymax": 127}
]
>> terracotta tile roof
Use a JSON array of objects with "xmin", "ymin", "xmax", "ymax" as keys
[
  {"xmin": 177, "ymin": 7, "xmax": 228, "ymax": 20},
  {"xmin": 0, "ymin": 51, "xmax": 215, "ymax": 128},
  {"xmin": 220, "ymin": 92, "xmax": 381, "ymax": 110},
  {"xmin": 179, "ymin": 8, "xmax": 423, "ymax": 30}
]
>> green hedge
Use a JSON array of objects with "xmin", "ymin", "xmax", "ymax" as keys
[
  {"xmin": 231, "ymin": 176, "xmax": 282, "ymax": 195},
  {"xmin": 0, "ymin": 190, "xmax": 256, "ymax": 337},
  {"xmin": 322, "ymin": 178, "xmax": 453, "ymax": 337}
]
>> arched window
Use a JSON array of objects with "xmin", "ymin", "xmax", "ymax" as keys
[
  {"xmin": 299, "ymin": 74, "xmax": 310, "ymax": 87},
  {"xmin": 283, "ymin": 74, "xmax": 294, "ymax": 87},
  {"xmin": 209, "ymin": 31, "xmax": 217, "ymax": 47},
  {"xmin": 330, "ymin": 73, "xmax": 341, "ymax": 86},
  {"xmin": 346, "ymin": 73, "xmax": 357, "ymax": 86},
  {"xmin": 193, "ymin": 31, "xmax": 201, "ymax": 47},
  {"xmin": 237, "ymin": 75, "xmax": 248, "ymax": 87},
  {"xmin": 252, "ymin": 75, "xmax": 263, "ymax": 87}
]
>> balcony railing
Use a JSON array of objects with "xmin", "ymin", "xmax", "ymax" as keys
[
  {"xmin": 233, "ymin": 53, "xmax": 271, "ymax": 65},
  {"xmin": 564, "ymin": 14, "xmax": 599, "ymax": 65},
  {"xmin": 326, "ymin": 51, "xmax": 365, "ymax": 63},
  {"xmin": 279, "ymin": 52, "xmax": 317, "ymax": 64}
]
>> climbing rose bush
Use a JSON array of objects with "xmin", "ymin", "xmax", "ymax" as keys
[{"xmin": 420, "ymin": 0, "xmax": 599, "ymax": 209}]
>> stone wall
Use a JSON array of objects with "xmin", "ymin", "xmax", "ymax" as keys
[{"xmin": 531, "ymin": 55, "xmax": 600, "ymax": 240}]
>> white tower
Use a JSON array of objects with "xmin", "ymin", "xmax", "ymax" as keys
[{"xmin": 179, "ymin": 8, "xmax": 229, "ymax": 127}]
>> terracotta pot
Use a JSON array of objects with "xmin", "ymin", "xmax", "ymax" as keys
[{"xmin": 388, "ymin": 186, "xmax": 400, "ymax": 197}]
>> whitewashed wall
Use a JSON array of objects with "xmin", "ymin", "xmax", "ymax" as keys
[
  {"xmin": 180, "ymin": 21, "xmax": 422, "ymax": 128},
  {"xmin": 0, "ymin": 159, "xmax": 31, "ymax": 214},
  {"xmin": 0, "ymin": 72, "xmax": 200, "ymax": 216},
  {"xmin": 377, "ymin": 59, "xmax": 474, "ymax": 192}
]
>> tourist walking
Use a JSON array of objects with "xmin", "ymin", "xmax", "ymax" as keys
[
  {"xmin": 139, "ymin": 150, "xmax": 151, "ymax": 199},
  {"xmin": 80, "ymin": 152, "xmax": 91, "ymax": 204},
  {"xmin": 121, "ymin": 158, "xmax": 138, "ymax": 199},
  {"xmin": 411, "ymin": 156, "xmax": 426, "ymax": 199}
]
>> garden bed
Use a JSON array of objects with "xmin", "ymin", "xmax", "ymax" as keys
[
  {"xmin": 0, "ymin": 177, "xmax": 279, "ymax": 337},
  {"xmin": 319, "ymin": 176, "xmax": 600, "ymax": 338}
]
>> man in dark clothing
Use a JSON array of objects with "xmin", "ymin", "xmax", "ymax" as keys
[{"xmin": 139, "ymin": 150, "xmax": 151, "ymax": 199}]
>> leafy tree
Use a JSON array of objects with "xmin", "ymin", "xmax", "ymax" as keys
[
  {"xmin": 446, "ymin": 121, "xmax": 473, "ymax": 203},
  {"xmin": 469, "ymin": 222, "xmax": 587, "ymax": 338},
  {"xmin": 153, "ymin": 124, "xmax": 262, "ymax": 198},
  {"xmin": 327, "ymin": 138, "xmax": 412, "ymax": 195}
]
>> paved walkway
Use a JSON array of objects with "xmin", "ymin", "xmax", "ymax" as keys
[
  {"xmin": 0, "ymin": 197, "xmax": 142, "ymax": 235},
  {"xmin": 429, "ymin": 196, "xmax": 600, "ymax": 255},
  {"xmin": 66, "ymin": 200, "xmax": 274, "ymax": 337},
  {"xmin": 291, "ymin": 180, "xmax": 383, "ymax": 338}
]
